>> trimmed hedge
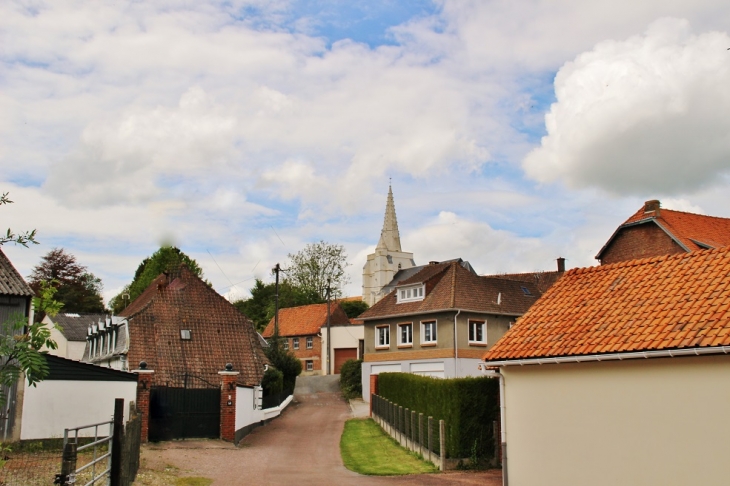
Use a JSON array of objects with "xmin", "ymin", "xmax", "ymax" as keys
[
  {"xmin": 377, "ymin": 373, "xmax": 499, "ymax": 459},
  {"xmin": 339, "ymin": 359, "xmax": 362, "ymax": 399}
]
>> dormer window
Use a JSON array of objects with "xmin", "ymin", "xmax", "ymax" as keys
[
  {"xmin": 180, "ymin": 330, "xmax": 192, "ymax": 340},
  {"xmin": 397, "ymin": 284, "xmax": 425, "ymax": 304}
]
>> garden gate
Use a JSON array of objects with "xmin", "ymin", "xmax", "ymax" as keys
[{"xmin": 149, "ymin": 373, "xmax": 220, "ymax": 442}]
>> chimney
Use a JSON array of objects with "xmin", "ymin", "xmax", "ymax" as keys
[
  {"xmin": 644, "ymin": 200, "xmax": 660, "ymax": 216},
  {"xmin": 557, "ymin": 257, "xmax": 566, "ymax": 273}
]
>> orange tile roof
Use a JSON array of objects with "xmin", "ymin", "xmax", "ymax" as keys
[
  {"xmin": 484, "ymin": 246, "xmax": 730, "ymax": 362},
  {"xmin": 261, "ymin": 302, "xmax": 351, "ymax": 338},
  {"xmin": 597, "ymin": 202, "xmax": 730, "ymax": 259}
]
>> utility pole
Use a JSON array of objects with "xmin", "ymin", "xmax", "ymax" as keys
[
  {"xmin": 326, "ymin": 277, "xmax": 331, "ymax": 375},
  {"xmin": 273, "ymin": 263, "xmax": 281, "ymax": 338}
]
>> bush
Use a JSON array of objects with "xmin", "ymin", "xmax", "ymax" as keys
[
  {"xmin": 377, "ymin": 373, "xmax": 499, "ymax": 460},
  {"xmin": 261, "ymin": 368, "xmax": 283, "ymax": 397},
  {"xmin": 339, "ymin": 359, "xmax": 362, "ymax": 399},
  {"xmin": 265, "ymin": 337, "xmax": 302, "ymax": 391}
]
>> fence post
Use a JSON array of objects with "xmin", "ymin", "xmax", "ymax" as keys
[
  {"xmin": 110, "ymin": 398, "xmax": 124, "ymax": 486},
  {"xmin": 56, "ymin": 442, "xmax": 77, "ymax": 485},
  {"xmin": 411, "ymin": 411, "xmax": 416, "ymax": 453},
  {"xmin": 404, "ymin": 408, "xmax": 410, "ymax": 449},
  {"xmin": 398, "ymin": 406, "xmax": 403, "ymax": 446},
  {"xmin": 427, "ymin": 416, "xmax": 433, "ymax": 464},
  {"xmin": 439, "ymin": 420, "xmax": 446, "ymax": 471},
  {"xmin": 418, "ymin": 413, "xmax": 424, "ymax": 458}
]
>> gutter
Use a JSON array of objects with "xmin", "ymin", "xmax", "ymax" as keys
[
  {"xmin": 483, "ymin": 345, "xmax": 730, "ymax": 368},
  {"xmin": 483, "ymin": 369, "xmax": 508, "ymax": 486},
  {"xmin": 360, "ymin": 307, "xmax": 524, "ymax": 322},
  {"xmin": 453, "ymin": 309, "xmax": 461, "ymax": 378}
]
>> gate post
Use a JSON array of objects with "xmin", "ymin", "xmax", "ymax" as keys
[
  {"xmin": 369, "ymin": 374, "xmax": 378, "ymax": 417},
  {"xmin": 132, "ymin": 362, "xmax": 154, "ymax": 443},
  {"xmin": 219, "ymin": 364, "xmax": 239, "ymax": 443}
]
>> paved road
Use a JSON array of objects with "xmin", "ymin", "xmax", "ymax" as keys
[{"xmin": 141, "ymin": 379, "xmax": 501, "ymax": 485}]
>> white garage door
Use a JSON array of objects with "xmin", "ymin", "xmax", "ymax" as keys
[{"xmin": 410, "ymin": 362, "xmax": 445, "ymax": 379}]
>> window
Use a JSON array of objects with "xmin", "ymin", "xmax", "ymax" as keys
[
  {"xmin": 293, "ymin": 337, "xmax": 300, "ymax": 350},
  {"xmin": 283, "ymin": 340, "xmax": 289, "ymax": 350},
  {"xmin": 306, "ymin": 336, "xmax": 313, "ymax": 349},
  {"xmin": 469, "ymin": 320, "xmax": 486, "ymax": 345},
  {"xmin": 421, "ymin": 321, "xmax": 437, "ymax": 345},
  {"xmin": 375, "ymin": 325, "xmax": 390, "ymax": 348},
  {"xmin": 398, "ymin": 323, "xmax": 413, "ymax": 347},
  {"xmin": 397, "ymin": 284, "xmax": 425, "ymax": 303},
  {"xmin": 180, "ymin": 329, "xmax": 191, "ymax": 340},
  {"xmin": 306, "ymin": 360, "xmax": 313, "ymax": 371}
]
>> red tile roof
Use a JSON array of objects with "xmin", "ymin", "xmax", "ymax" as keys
[
  {"xmin": 596, "ymin": 202, "xmax": 730, "ymax": 259},
  {"xmin": 484, "ymin": 246, "xmax": 730, "ymax": 362},
  {"xmin": 261, "ymin": 302, "xmax": 351, "ymax": 338}
]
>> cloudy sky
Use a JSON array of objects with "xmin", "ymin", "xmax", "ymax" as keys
[{"xmin": 3, "ymin": 0, "xmax": 730, "ymax": 304}]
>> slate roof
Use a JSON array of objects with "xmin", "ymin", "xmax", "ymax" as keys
[
  {"xmin": 360, "ymin": 260, "xmax": 542, "ymax": 320},
  {"xmin": 0, "ymin": 248, "xmax": 33, "ymax": 297},
  {"xmin": 484, "ymin": 246, "xmax": 730, "ymax": 362},
  {"xmin": 596, "ymin": 201, "xmax": 730, "ymax": 260},
  {"xmin": 261, "ymin": 302, "xmax": 352, "ymax": 338},
  {"xmin": 49, "ymin": 313, "xmax": 109, "ymax": 341},
  {"xmin": 121, "ymin": 266, "xmax": 268, "ymax": 387}
]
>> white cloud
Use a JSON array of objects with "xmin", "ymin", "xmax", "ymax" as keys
[{"xmin": 523, "ymin": 19, "xmax": 730, "ymax": 195}]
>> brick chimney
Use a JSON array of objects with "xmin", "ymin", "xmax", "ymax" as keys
[{"xmin": 644, "ymin": 200, "xmax": 660, "ymax": 216}]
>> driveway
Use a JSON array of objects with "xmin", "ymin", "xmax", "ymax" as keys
[{"xmin": 140, "ymin": 381, "xmax": 501, "ymax": 485}]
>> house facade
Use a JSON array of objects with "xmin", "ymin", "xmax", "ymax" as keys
[
  {"xmin": 261, "ymin": 302, "xmax": 363, "ymax": 375},
  {"xmin": 360, "ymin": 259, "xmax": 551, "ymax": 400},
  {"xmin": 596, "ymin": 199, "xmax": 730, "ymax": 264},
  {"xmin": 43, "ymin": 312, "xmax": 110, "ymax": 362},
  {"xmin": 483, "ymin": 247, "xmax": 730, "ymax": 486}
]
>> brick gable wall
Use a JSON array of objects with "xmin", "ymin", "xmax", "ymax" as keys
[{"xmin": 600, "ymin": 223, "xmax": 685, "ymax": 265}]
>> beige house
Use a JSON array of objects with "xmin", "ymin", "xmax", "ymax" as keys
[
  {"xmin": 483, "ymin": 247, "xmax": 730, "ymax": 486},
  {"xmin": 43, "ymin": 313, "xmax": 112, "ymax": 362}
]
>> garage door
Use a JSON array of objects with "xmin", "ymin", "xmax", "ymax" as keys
[{"xmin": 334, "ymin": 348, "xmax": 358, "ymax": 374}]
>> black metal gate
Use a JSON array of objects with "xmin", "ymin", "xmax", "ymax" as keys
[{"xmin": 149, "ymin": 374, "xmax": 220, "ymax": 442}]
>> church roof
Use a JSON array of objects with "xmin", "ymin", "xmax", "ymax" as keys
[{"xmin": 376, "ymin": 185, "xmax": 402, "ymax": 252}]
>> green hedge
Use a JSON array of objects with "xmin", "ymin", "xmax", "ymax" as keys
[
  {"xmin": 339, "ymin": 359, "xmax": 362, "ymax": 399},
  {"xmin": 377, "ymin": 373, "xmax": 499, "ymax": 459}
]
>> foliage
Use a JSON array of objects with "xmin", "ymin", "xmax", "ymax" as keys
[
  {"xmin": 28, "ymin": 248, "xmax": 105, "ymax": 314},
  {"xmin": 261, "ymin": 367, "xmax": 283, "ymax": 397},
  {"xmin": 377, "ymin": 373, "xmax": 499, "ymax": 459},
  {"xmin": 0, "ymin": 281, "xmax": 62, "ymax": 410},
  {"xmin": 109, "ymin": 246, "xmax": 204, "ymax": 313},
  {"xmin": 339, "ymin": 359, "xmax": 362, "ymax": 399},
  {"xmin": 264, "ymin": 336, "xmax": 302, "ymax": 391},
  {"xmin": 0, "ymin": 193, "xmax": 38, "ymax": 247},
  {"xmin": 339, "ymin": 300, "xmax": 369, "ymax": 318},
  {"xmin": 233, "ymin": 278, "xmax": 319, "ymax": 332},
  {"xmin": 340, "ymin": 419, "xmax": 437, "ymax": 475},
  {"xmin": 286, "ymin": 241, "xmax": 350, "ymax": 301}
]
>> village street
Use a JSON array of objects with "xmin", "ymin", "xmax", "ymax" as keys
[{"xmin": 139, "ymin": 377, "xmax": 502, "ymax": 485}]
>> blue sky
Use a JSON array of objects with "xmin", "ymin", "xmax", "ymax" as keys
[{"xmin": 3, "ymin": 0, "xmax": 730, "ymax": 302}]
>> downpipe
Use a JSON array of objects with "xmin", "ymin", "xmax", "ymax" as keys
[{"xmin": 484, "ymin": 369, "xmax": 507, "ymax": 486}]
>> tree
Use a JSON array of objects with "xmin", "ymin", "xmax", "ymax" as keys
[
  {"xmin": 28, "ymin": 248, "xmax": 106, "ymax": 315},
  {"xmin": 340, "ymin": 300, "xmax": 369, "ymax": 318},
  {"xmin": 109, "ymin": 246, "xmax": 204, "ymax": 313},
  {"xmin": 265, "ymin": 334, "xmax": 302, "ymax": 392},
  {"xmin": 286, "ymin": 241, "xmax": 350, "ymax": 301},
  {"xmin": 233, "ymin": 278, "xmax": 319, "ymax": 332},
  {"xmin": 0, "ymin": 193, "xmax": 38, "ymax": 246}
]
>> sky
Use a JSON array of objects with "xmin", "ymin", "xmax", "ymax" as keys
[{"xmin": 3, "ymin": 0, "xmax": 730, "ymax": 304}]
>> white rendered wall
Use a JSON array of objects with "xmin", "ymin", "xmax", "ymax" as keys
[
  {"xmin": 502, "ymin": 355, "xmax": 730, "ymax": 486},
  {"xmin": 235, "ymin": 386, "xmax": 262, "ymax": 431},
  {"xmin": 21, "ymin": 380, "xmax": 137, "ymax": 440}
]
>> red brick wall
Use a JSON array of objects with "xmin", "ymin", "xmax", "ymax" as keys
[
  {"xmin": 601, "ymin": 224, "xmax": 685, "ymax": 265},
  {"xmin": 135, "ymin": 371, "xmax": 154, "ymax": 443},
  {"xmin": 369, "ymin": 374, "xmax": 378, "ymax": 417},
  {"xmin": 287, "ymin": 335, "xmax": 322, "ymax": 372},
  {"xmin": 219, "ymin": 373, "xmax": 238, "ymax": 442}
]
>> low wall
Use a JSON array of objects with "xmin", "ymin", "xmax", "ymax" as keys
[{"xmin": 234, "ymin": 386, "xmax": 293, "ymax": 444}]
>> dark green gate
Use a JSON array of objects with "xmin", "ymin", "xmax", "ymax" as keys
[{"xmin": 149, "ymin": 374, "xmax": 220, "ymax": 442}]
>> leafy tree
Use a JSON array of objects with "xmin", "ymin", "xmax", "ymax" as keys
[
  {"xmin": 0, "ymin": 193, "xmax": 37, "ymax": 246},
  {"xmin": 261, "ymin": 367, "xmax": 283, "ymax": 397},
  {"xmin": 286, "ymin": 241, "xmax": 350, "ymax": 301},
  {"xmin": 109, "ymin": 246, "xmax": 204, "ymax": 313},
  {"xmin": 340, "ymin": 300, "xmax": 369, "ymax": 318},
  {"xmin": 233, "ymin": 278, "xmax": 319, "ymax": 332},
  {"xmin": 339, "ymin": 359, "xmax": 362, "ymax": 399},
  {"xmin": 265, "ymin": 334, "xmax": 302, "ymax": 392},
  {"xmin": 28, "ymin": 248, "xmax": 106, "ymax": 315}
]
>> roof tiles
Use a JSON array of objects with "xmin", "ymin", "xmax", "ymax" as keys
[
  {"xmin": 0, "ymin": 249, "xmax": 34, "ymax": 297},
  {"xmin": 261, "ymin": 302, "xmax": 351, "ymax": 338}
]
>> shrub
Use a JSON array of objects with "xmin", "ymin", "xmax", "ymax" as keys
[
  {"xmin": 261, "ymin": 368, "xmax": 283, "ymax": 397},
  {"xmin": 339, "ymin": 359, "xmax": 362, "ymax": 399},
  {"xmin": 265, "ymin": 337, "xmax": 302, "ymax": 391}
]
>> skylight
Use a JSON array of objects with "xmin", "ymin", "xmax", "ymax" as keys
[{"xmin": 521, "ymin": 286, "xmax": 532, "ymax": 296}]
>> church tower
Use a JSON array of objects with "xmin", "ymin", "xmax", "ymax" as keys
[{"xmin": 362, "ymin": 186, "xmax": 416, "ymax": 306}]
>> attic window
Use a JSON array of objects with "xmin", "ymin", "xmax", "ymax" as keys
[
  {"xmin": 180, "ymin": 330, "xmax": 192, "ymax": 340},
  {"xmin": 521, "ymin": 286, "xmax": 531, "ymax": 296},
  {"xmin": 397, "ymin": 284, "xmax": 425, "ymax": 304}
]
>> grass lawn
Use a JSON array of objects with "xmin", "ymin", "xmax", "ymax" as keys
[{"xmin": 340, "ymin": 419, "xmax": 438, "ymax": 476}]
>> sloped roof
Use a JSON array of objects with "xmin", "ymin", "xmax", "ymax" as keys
[
  {"xmin": 378, "ymin": 259, "xmax": 475, "ymax": 298},
  {"xmin": 490, "ymin": 271, "xmax": 563, "ymax": 294},
  {"xmin": 121, "ymin": 266, "xmax": 268, "ymax": 387},
  {"xmin": 361, "ymin": 260, "xmax": 541, "ymax": 320},
  {"xmin": 596, "ymin": 201, "xmax": 730, "ymax": 259},
  {"xmin": 0, "ymin": 248, "xmax": 33, "ymax": 297},
  {"xmin": 261, "ymin": 302, "xmax": 351, "ymax": 338},
  {"xmin": 484, "ymin": 246, "xmax": 730, "ymax": 362},
  {"xmin": 48, "ymin": 313, "xmax": 109, "ymax": 341}
]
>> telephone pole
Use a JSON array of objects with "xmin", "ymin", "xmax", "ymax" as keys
[
  {"xmin": 326, "ymin": 277, "xmax": 331, "ymax": 375},
  {"xmin": 273, "ymin": 263, "xmax": 281, "ymax": 338}
]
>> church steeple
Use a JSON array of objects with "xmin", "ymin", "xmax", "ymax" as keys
[{"xmin": 376, "ymin": 185, "xmax": 402, "ymax": 252}]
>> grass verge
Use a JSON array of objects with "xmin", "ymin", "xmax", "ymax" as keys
[{"xmin": 340, "ymin": 419, "xmax": 438, "ymax": 476}]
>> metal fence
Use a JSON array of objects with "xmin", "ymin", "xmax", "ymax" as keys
[
  {"xmin": 0, "ymin": 448, "xmax": 63, "ymax": 486},
  {"xmin": 370, "ymin": 394, "xmax": 446, "ymax": 470}
]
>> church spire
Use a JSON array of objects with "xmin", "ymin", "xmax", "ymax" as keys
[{"xmin": 376, "ymin": 184, "xmax": 402, "ymax": 252}]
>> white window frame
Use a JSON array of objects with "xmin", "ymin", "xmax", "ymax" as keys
[
  {"xmin": 468, "ymin": 320, "xmax": 487, "ymax": 345},
  {"xmin": 306, "ymin": 360, "xmax": 313, "ymax": 371},
  {"xmin": 397, "ymin": 284, "xmax": 425, "ymax": 304},
  {"xmin": 421, "ymin": 320, "xmax": 437, "ymax": 345},
  {"xmin": 306, "ymin": 336, "xmax": 313, "ymax": 349},
  {"xmin": 375, "ymin": 325, "xmax": 390, "ymax": 349},
  {"xmin": 293, "ymin": 337, "xmax": 300, "ymax": 350},
  {"xmin": 283, "ymin": 340, "xmax": 289, "ymax": 350},
  {"xmin": 398, "ymin": 323, "xmax": 413, "ymax": 347}
]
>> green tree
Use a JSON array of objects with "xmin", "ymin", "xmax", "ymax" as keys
[
  {"xmin": 233, "ymin": 278, "xmax": 319, "ymax": 332},
  {"xmin": 109, "ymin": 246, "xmax": 204, "ymax": 313},
  {"xmin": 28, "ymin": 248, "xmax": 106, "ymax": 315},
  {"xmin": 286, "ymin": 241, "xmax": 350, "ymax": 301},
  {"xmin": 265, "ymin": 334, "xmax": 302, "ymax": 392},
  {"xmin": 340, "ymin": 300, "xmax": 369, "ymax": 318}
]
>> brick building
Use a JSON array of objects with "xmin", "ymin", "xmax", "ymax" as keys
[{"xmin": 596, "ymin": 199, "xmax": 730, "ymax": 265}]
